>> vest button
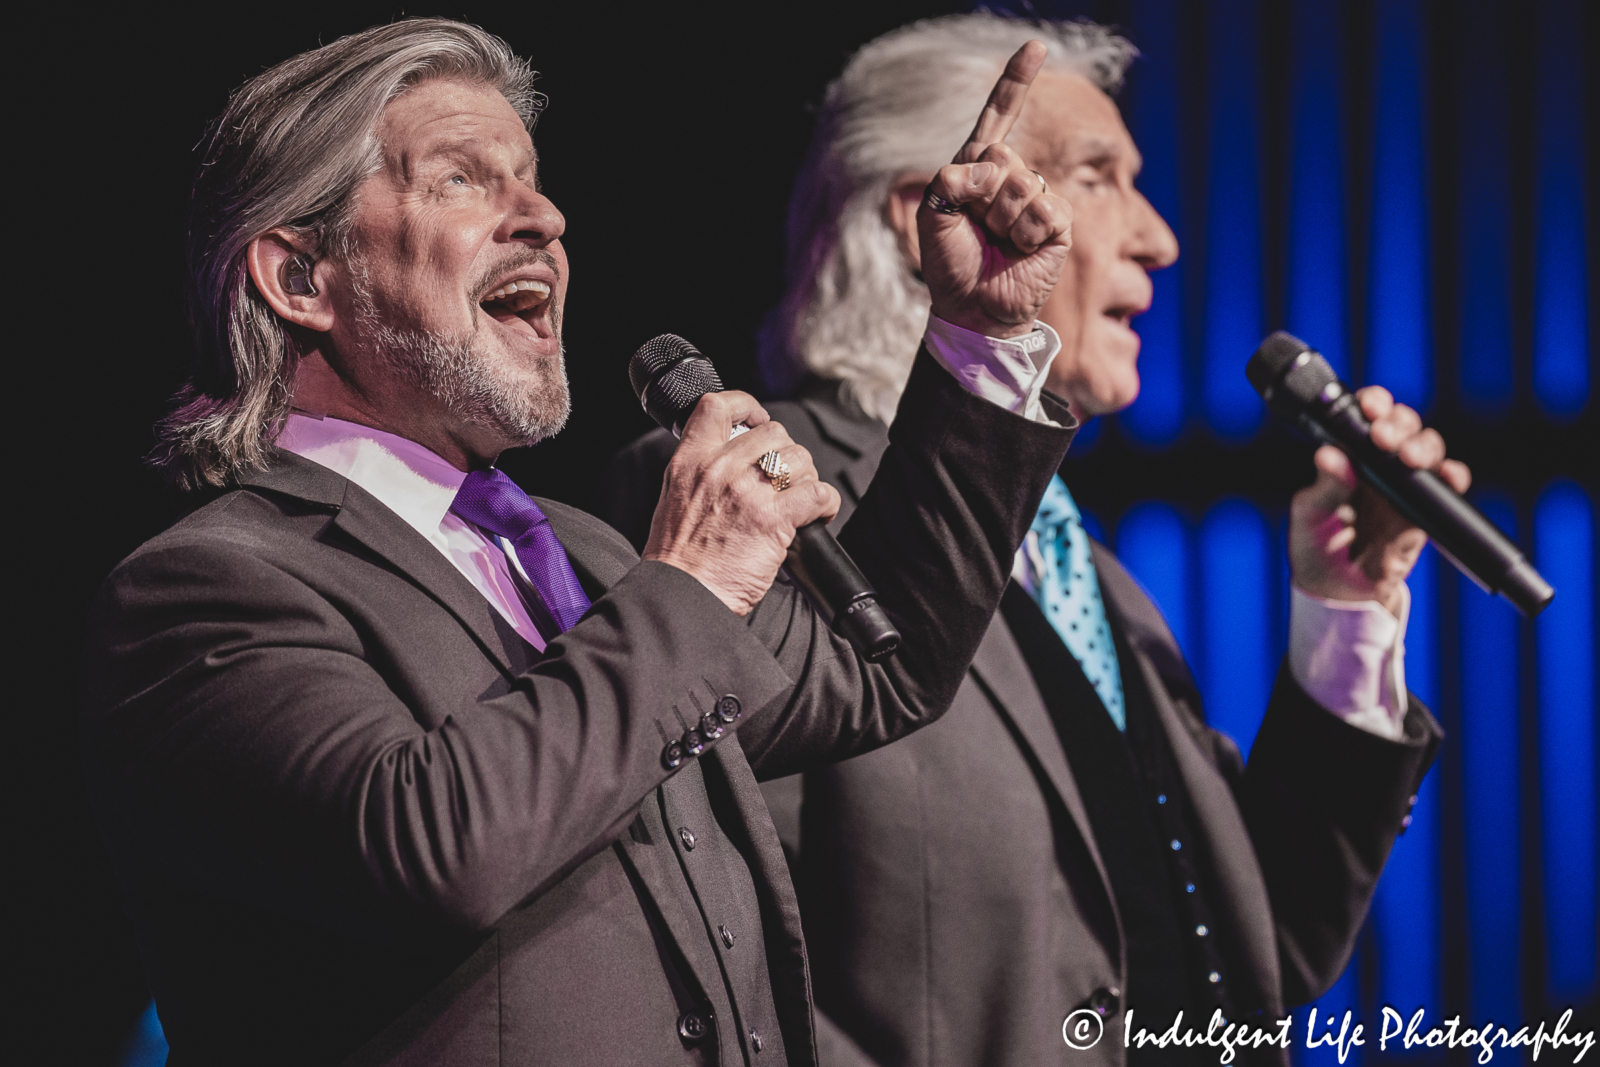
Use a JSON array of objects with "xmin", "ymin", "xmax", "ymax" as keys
[
  {"xmin": 678, "ymin": 826, "xmax": 697, "ymax": 851},
  {"xmin": 678, "ymin": 1009, "xmax": 712, "ymax": 1042},
  {"xmin": 719, "ymin": 924, "xmax": 737, "ymax": 948},
  {"xmin": 717, "ymin": 694, "xmax": 742, "ymax": 723},
  {"xmin": 1088, "ymin": 986, "xmax": 1121, "ymax": 1015}
]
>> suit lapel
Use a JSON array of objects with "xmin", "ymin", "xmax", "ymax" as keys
[
  {"xmin": 536, "ymin": 496, "xmax": 639, "ymax": 600},
  {"xmin": 1093, "ymin": 542, "xmax": 1282, "ymax": 1010},
  {"xmin": 336, "ymin": 492, "xmax": 532, "ymax": 678},
  {"xmin": 967, "ymin": 611, "xmax": 1109, "ymax": 884},
  {"xmin": 245, "ymin": 452, "xmax": 527, "ymax": 678}
]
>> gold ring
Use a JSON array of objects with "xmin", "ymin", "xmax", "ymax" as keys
[
  {"xmin": 1031, "ymin": 169, "xmax": 1049, "ymax": 193},
  {"xmin": 758, "ymin": 450, "xmax": 792, "ymax": 491}
]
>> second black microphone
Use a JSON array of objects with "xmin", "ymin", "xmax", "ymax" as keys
[
  {"xmin": 1248, "ymin": 331, "xmax": 1553, "ymax": 616},
  {"xmin": 629, "ymin": 333, "xmax": 902, "ymax": 662}
]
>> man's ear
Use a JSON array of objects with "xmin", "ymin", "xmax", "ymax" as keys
[
  {"xmin": 884, "ymin": 174, "xmax": 934, "ymax": 277},
  {"xmin": 246, "ymin": 230, "xmax": 336, "ymax": 332}
]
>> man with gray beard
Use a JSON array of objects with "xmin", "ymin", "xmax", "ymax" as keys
[
  {"xmin": 353, "ymin": 246, "xmax": 572, "ymax": 443},
  {"xmin": 81, "ymin": 18, "xmax": 1081, "ymax": 1067},
  {"xmin": 601, "ymin": 14, "xmax": 1461, "ymax": 1067}
]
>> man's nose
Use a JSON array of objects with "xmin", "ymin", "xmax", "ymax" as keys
[
  {"xmin": 501, "ymin": 184, "xmax": 566, "ymax": 247},
  {"xmin": 1129, "ymin": 191, "xmax": 1179, "ymax": 270}
]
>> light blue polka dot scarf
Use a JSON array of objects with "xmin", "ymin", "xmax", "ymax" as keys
[{"xmin": 1016, "ymin": 475, "xmax": 1126, "ymax": 730}]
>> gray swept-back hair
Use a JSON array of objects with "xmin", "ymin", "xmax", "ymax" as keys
[
  {"xmin": 152, "ymin": 18, "xmax": 543, "ymax": 490},
  {"xmin": 758, "ymin": 14, "xmax": 1135, "ymax": 422}
]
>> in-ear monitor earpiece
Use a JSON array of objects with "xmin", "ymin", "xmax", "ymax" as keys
[{"xmin": 282, "ymin": 253, "xmax": 318, "ymax": 297}]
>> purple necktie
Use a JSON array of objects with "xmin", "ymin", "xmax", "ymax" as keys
[{"xmin": 450, "ymin": 468, "xmax": 592, "ymax": 636}]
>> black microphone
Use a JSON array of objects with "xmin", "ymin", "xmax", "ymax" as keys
[
  {"xmin": 1248, "ymin": 331, "xmax": 1554, "ymax": 617},
  {"xmin": 629, "ymin": 334, "xmax": 902, "ymax": 661}
]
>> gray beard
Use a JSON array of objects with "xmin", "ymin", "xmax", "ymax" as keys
[{"xmin": 350, "ymin": 270, "xmax": 570, "ymax": 447}]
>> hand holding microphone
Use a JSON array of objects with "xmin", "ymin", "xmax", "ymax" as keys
[
  {"xmin": 1252, "ymin": 332, "xmax": 1554, "ymax": 616},
  {"xmin": 626, "ymin": 42, "xmax": 1076, "ymax": 661},
  {"xmin": 632, "ymin": 335, "xmax": 901, "ymax": 661},
  {"xmin": 1288, "ymin": 386, "xmax": 1469, "ymax": 618}
]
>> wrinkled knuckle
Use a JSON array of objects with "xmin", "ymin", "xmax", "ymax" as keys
[
  {"xmin": 1021, "ymin": 200, "xmax": 1054, "ymax": 231},
  {"xmin": 979, "ymin": 142, "xmax": 1015, "ymax": 167},
  {"xmin": 1004, "ymin": 170, "xmax": 1037, "ymax": 202}
]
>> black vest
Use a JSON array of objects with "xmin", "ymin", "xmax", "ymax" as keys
[{"xmin": 1001, "ymin": 583, "xmax": 1233, "ymax": 1061}]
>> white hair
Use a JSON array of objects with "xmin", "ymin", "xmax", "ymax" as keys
[{"xmin": 758, "ymin": 14, "xmax": 1136, "ymax": 422}]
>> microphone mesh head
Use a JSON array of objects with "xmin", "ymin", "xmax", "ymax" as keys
[
  {"xmin": 1246, "ymin": 331, "xmax": 1312, "ymax": 396},
  {"xmin": 630, "ymin": 333, "xmax": 724, "ymax": 431}
]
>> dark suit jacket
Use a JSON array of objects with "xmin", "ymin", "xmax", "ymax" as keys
[
  {"xmin": 80, "ymin": 355, "xmax": 1075, "ymax": 1067},
  {"xmin": 602, "ymin": 383, "xmax": 1443, "ymax": 1067}
]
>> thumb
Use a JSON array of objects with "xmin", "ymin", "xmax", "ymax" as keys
[{"xmin": 1297, "ymin": 445, "xmax": 1357, "ymax": 518}]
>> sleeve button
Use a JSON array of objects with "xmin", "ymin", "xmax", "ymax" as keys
[
  {"xmin": 699, "ymin": 710, "xmax": 725, "ymax": 739},
  {"xmin": 717, "ymin": 694, "xmax": 742, "ymax": 723},
  {"xmin": 661, "ymin": 740, "xmax": 685, "ymax": 770},
  {"xmin": 682, "ymin": 727, "xmax": 706, "ymax": 756},
  {"xmin": 678, "ymin": 1009, "xmax": 712, "ymax": 1042}
]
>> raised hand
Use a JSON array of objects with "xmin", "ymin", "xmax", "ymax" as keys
[
  {"xmin": 919, "ymin": 40, "xmax": 1073, "ymax": 339},
  {"xmin": 1289, "ymin": 386, "xmax": 1472, "ymax": 616},
  {"xmin": 644, "ymin": 392, "xmax": 840, "ymax": 616}
]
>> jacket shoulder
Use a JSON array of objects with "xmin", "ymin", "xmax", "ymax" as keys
[{"xmin": 112, "ymin": 485, "xmax": 337, "ymax": 577}]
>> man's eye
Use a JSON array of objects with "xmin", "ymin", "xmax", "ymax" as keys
[{"xmin": 450, "ymin": 175, "xmax": 468, "ymax": 185}]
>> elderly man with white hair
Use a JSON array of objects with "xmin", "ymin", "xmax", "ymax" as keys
[{"xmin": 602, "ymin": 14, "xmax": 1464, "ymax": 1067}]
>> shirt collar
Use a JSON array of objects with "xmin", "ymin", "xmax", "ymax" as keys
[{"xmin": 275, "ymin": 412, "xmax": 467, "ymax": 547}]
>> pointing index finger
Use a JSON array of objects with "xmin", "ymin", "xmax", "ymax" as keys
[{"xmin": 955, "ymin": 40, "xmax": 1048, "ymax": 164}]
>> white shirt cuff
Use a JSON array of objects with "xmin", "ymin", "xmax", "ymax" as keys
[
  {"xmin": 921, "ymin": 315, "xmax": 1062, "ymax": 425},
  {"xmin": 1288, "ymin": 584, "xmax": 1411, "ymax": 741}
]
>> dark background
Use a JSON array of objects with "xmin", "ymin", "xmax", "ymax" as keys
[
  {"xmin": 19, "ymin": 3, "xmax": 1593, "ymax": 1064},
  {"xmin": 22, "ymin": 6, "xmax": 970, "ymax": 1063}
]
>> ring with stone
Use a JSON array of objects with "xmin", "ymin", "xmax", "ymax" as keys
[
  {"xmin": 757, "ymin": 449, "xmax": 792, "ymax": 491},
  {"xmin": 923, "ymin": 188, "xmax": 963, "ymax": 215}
]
